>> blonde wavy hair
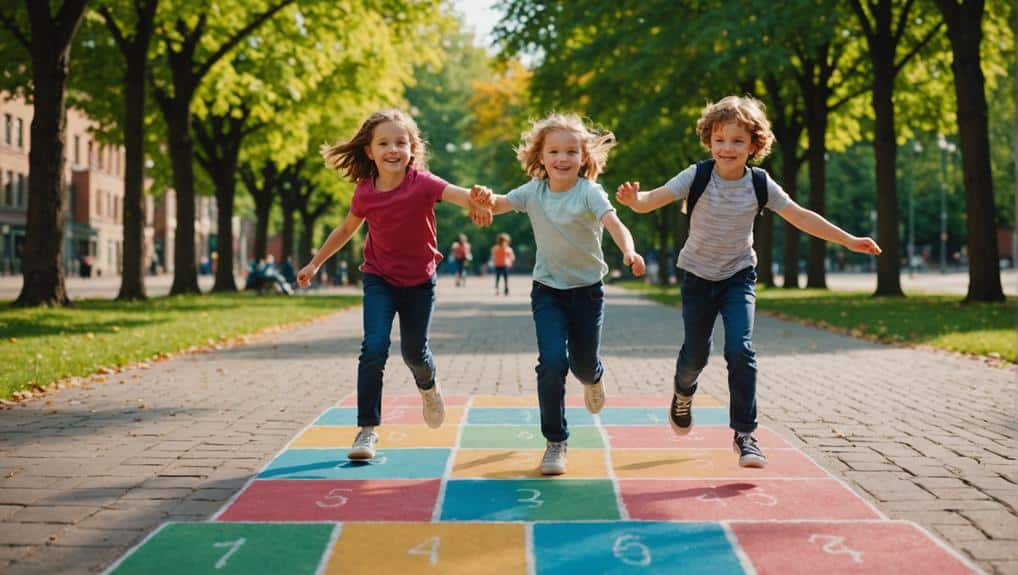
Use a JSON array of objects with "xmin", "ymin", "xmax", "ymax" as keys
[
  {"xmin": 515, "ymin": 113, "xmax": 616, "ymax": 181},
  {"xmin": 321, "ymin": 109, "xmax": 428, "ymax": 182},
  {"xmin": 696, "ymin": 95, "xmax": 775, "ymax": 162}
]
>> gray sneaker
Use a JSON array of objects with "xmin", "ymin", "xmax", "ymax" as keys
[
  {"xmin": 419, "ymin": 384, "xmax": 445, "ymax": 428},
  {"xmin": 584, "ymin": 380, "xmax": 606, "ymax": 414},
  {"xmin": 348, "ymin": 428, "xmax": 378, "ymax": 460},
  {"xmin": 539, "ymin": 441, "xmax": 567, "ymax": 475}
]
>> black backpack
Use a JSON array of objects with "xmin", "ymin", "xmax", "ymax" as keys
[{"xmin": 686, "ymin": 159, "xmax": 768, "ymax": 224}]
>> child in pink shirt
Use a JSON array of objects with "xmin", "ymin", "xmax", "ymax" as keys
[{"xmin": 297, "ymin": 109, "xmax": 490, "ymax": 460}]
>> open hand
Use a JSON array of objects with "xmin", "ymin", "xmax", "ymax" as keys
[
  {"xmin": 296, "ymin": 264, "xmax": 318, "ymax": 288},
  {"xmin": 848, "ymin": 237, "xmax": 881, "ymax": 256},
  {"xmin": 616, "ymin": 181, "xmax": 640, "ymax": 207},
  {"xmin": 469, "ymin": 205, "xmax": 493, "ymax": 227}
]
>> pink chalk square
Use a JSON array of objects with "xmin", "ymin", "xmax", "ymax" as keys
[
  {"xmin": 338, "ymin": 394, "xmax": 469, "ymax": 407},
  {"xmin": 731, "ymin": 521, "xmax": 979, "ymax": 574},
  {"xmin": 562, "ymin": 394, "xmax": 725, "ymax": 408},
  {"xmin": 216, "ymin": 479, "xmax": 439, "ymax": 522},
  {"xmin": 604, "ymin": 426, "xmax": 790, "ymax": 449},
  {"xmin": 620, "ymin": 479, "xmax": 880, "ymax": 521}
]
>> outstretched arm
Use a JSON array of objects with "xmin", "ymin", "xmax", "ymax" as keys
[
  {"xmin": 616, "ymin": 181, "xmax": 678, "ymax": 214},
  {"xmin": 601, "ymin": 211, "xmax": 646, "ymax": 277},
  {"xmin": 470, "ymin": 186, "xmax": 515, "ymax": 216},
  {"xmin": 777, "ymin": 202, "xmax": 881, "ymax": 255},
  {"xmin": 442, "ymin": 184, "xmax": 493, "ymax": 226},
  {"xmin": 297, "ymin": 209, "xmax": 365, "ymax": 287}
]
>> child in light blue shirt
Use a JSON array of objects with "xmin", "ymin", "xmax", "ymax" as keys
[{"xmin": 472, "ymin": 113, "xmax": 645, "ymax": 476}]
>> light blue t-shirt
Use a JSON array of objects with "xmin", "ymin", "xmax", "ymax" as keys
[{"xmin": 506, "ymin": 178, "xmax": 616, "ymax": 289}]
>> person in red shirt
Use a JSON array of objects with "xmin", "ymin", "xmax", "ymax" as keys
[
  {"xmin": 297, "ymin": 109, "xmax": 492, "ymax": 460},
  {"xmin": 490, "ymin": 233, "xmax": 515, "ymax": 295},
  {"xmin": 451, "ymin": 233, "xmax": 472, "ymax": 286}
]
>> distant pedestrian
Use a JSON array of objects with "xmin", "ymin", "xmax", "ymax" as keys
[
  {"xmin": 616, "ymin": 95, "xmax": 881, "ymax": 469},
  {"xmin": 451, "ymin": 233, "xmax": 472, "ymax": 286},
  {"xmin": 491, "ymin": 233, "xmax": 515, "ymax": 295},
  {"xmin": 470, "ymin": 112, "xmax": 645, "ymax": 476},
  {"xmin": 297, "ymin": 109, "xmax": 492, "ymax": 460}
]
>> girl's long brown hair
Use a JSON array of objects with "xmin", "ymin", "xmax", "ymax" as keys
[{"xmin": 321, "ymin": 109, "xmax": 428, "ymax": 182}]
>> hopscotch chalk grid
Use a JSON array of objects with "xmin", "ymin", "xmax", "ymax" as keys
[{"xmin": 103, "ymin": 394, "xmax": 984, "ymax": 574}]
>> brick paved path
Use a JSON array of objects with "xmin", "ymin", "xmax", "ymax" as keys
[{"xmin": 0, "ymin": 276, "xmax": 1014, "ymax": 574}]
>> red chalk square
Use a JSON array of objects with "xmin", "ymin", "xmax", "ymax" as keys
[
  {"xmin": 337, "ymin": 395, "xmax": 470, "ymax": 407},
  {"xmin": 604, "ymin": 426, "xmax": 790, "ymax": 449},
  {"xmin": 216, "ymin": 479, "xmax": 439, "ymax": 522},
  {"xmin": 732, "ymin": 521, "xmax": 978, "ymax": 574},
  {"xmin": 620, "ymin": 479, "xmax": 880, "ymax": 521}
]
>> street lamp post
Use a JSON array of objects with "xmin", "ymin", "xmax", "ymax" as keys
[
  {"xmin": 936, "ymin": 135, "xmax": 956, "ymax": 273},
  {"xmin": 909, "ymin": 141, "xmax": 922, "ymax": 275}
]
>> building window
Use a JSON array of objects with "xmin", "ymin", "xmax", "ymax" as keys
[
  {"xmin": 3, "ymin": 171, "xmax": 13, "ymax": 206},
  {"xmin": 87, "ymin": 140, "xmax": 93, "ymax": 168},
  {"xmin": 16, "ymin": 174, "xmax": 25, "ymax": 208},
  {"xmin": 74, "ymin": 135, "xmax": 80, "ymax": 165},
  {"xmin": 15, "ymin": 118, "xmax": 23, "ymax": 148},
  {"xmin": 3, "ymin": 114, "xmax": 10, "ymax": 145}
]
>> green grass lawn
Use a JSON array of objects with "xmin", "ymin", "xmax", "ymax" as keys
[
  {"xmin": 617, "ymin": 281, "xmax": 1016, "ymax": 363},
  {"xmin": 0, "ymin": 293, "xmax": 360, "ymax": 400}
]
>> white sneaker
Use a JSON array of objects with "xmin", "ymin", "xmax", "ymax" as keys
[
  {"xmin": 348, "ymin": 428, "xmax": 378, "ymax": 460},
  {"xmin": 419, "ymin": 384, "xmax": 445, "ymax": 429},
  {"xmin": 584, "ymin": 379, "xmax": 606, "ymax": 414},
  {"xmin": 539, "ymin": 441, "xmax": 567, "ymax": 475}
]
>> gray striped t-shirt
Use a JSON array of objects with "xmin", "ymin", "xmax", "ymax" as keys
[{"xmin": 665, "ymin": 163, "xmax": 791, "ymax": 281}]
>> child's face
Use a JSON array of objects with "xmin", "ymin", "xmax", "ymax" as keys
[
  {"xmin": 710, "ymin": 122, "xmax": 757, "ymax": 172},
  {"xmin": 540, "ymin": 129, "xmax": 583, "ymax": 186},
  {"xmin": 365, "ymin": 120, "xmax": 412, "ymax": 177}
]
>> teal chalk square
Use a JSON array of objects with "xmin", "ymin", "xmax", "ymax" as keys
[
  {"xmin": 533, "ymin": 521, "xmax": 745, "ymax": 574},
  {"xmin": 439, "ymin": 479, "xmax": 620, "ymax": 521},
  {"xmin": 257, "ymin": 448, "xmax": 450, "ymax": 480},
  {"xmin": 312, "ymin": 408, "xmax": 358, "ymax": 426},
  {"xmin": 599, "ymin": 407, "xmax": 729, "ymax": 426},
  {"xmin": 459, "ymin": 425, "xmax": 605, "ymax": 448}
]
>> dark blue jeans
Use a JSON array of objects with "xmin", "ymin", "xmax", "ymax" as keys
[
  {"xmin": 674, "ymin": 267, "xmax": 758, "ymax": 433},
  {"xmin": 494, "ymin": 266, "xmax": 509, "ymax": 293},
  {"xmin": 530, "ymin": 281, "xmax": 605, "ymax": 442},
  {"xmin": 357, "ymin": 273, "xmax": 436, "ymax": 427}
]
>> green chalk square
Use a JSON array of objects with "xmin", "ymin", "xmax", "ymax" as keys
[
  {"xmin": 459, "ymin": 425, "xmax": 605, "ymax": 448},
  {"xmin": 107, "ymin": 522, "xmax": 336, "ymax": 575}
]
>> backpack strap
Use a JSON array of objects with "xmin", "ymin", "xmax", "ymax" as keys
[
  {"xmin": 686, "ymin": 159, "xmax": 714, "ymax": 221},
  {"xmin": 749, "ymin": 166, "xmax": 768, "ymax": 215}
]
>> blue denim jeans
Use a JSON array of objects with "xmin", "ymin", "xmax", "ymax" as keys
[
  {"xmin": 530, "ymin": 281, "xmax": 605, "ymax": 442},
  {"xmin": 674, "ymin": 267, "xmax": 758, "ymax": 433},
  {"xmin": 494, "ymin": 266, "xmax": 510, "ymax": 294},
  {"xmin": 357, "ymin": 273, "xmax": 436, "ymax": 427}
]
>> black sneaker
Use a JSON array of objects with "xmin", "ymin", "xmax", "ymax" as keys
[
  {"xmin": 669, "ymin": 392, "xmax": 693, "ymax": 436},
  {"xmin": 733, "ymin": 432, "xmax": 767, "ymax": 468}
]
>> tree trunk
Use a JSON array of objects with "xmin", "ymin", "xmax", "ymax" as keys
[
  {"xmin": 780, "ymin": 138, "xmax": 801, "ymax": 289},
  {"xmin": 937, "ymin": 0, "xmax": 1004, "ymax": 302},
  {"xmin": 15, "ymin": 2, "xmax": 89, "ymax": 306},
  {"xmin": 805, "ymin": 104, "xmax": 829, "ymax": 288},
  {"xmin": 117, "ymin": 52, "xmax": 148, "ymax": 300},
  {"xmin": 281, "ymin": 202, "xmax": 295, "ymax": 265},
  {"xmin": 212, "ymin": 178, "xmax": 237, "ymax": 292},
  {"xmin": 871, "ymin": 50, "xmax": 904, "ymax": 296},
  {"xmin": 166, "ymin": 94, "xmax": 200, "ymax": 295}
]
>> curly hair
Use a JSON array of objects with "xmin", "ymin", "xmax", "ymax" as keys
[
  {"xmin": 321, "ymin": 109, "xmax": 428, "ymax": 182},
  {"xmin": 515, "ymin": 113, "xmax": 616, "ymax": 181},
  {"xmin": 695, "ymin": 95, "xmax": 775, "ymax": 162}
]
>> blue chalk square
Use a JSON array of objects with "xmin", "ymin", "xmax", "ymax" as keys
[
  {"xmin": 533, "ymin": 521, "xmax": 746, "ymax": 574},
  {"xmin": 440, "ymin": 479, "xmax": 620, "ymax": 522},
  {"xmin": 599, "ymin": 407, "xmax": 729, "ymax": 426},
  {"xmin": 257, "ymin": 448, "xmax": 450, "ymax": 480}
]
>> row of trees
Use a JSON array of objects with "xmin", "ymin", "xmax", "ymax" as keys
[
  {"xmin": 489, "ymin": 0, "xmax": 1013, "ymax": 301},
  {"xmin": 0, "ymin": 0, "xmax": 452, "ymax": 306}
]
